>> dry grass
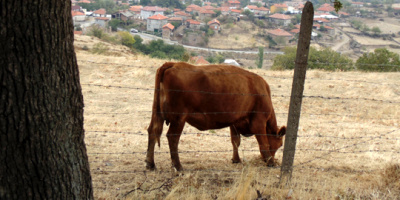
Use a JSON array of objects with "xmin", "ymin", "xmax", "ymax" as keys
[
  {"xmin": 207, "ymin": 21, "xmax": 268, "ymax": 49},
  {"xmin": 75, "ymin": 35, "xmax": 400, "ymax": 199}
]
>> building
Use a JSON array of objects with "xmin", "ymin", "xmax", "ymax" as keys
[
  {"xmin": 174, "ymin": 11, "xmax": 192, "ymax": 21},
  {"xmin": 244, "ymin": 5, "xmax": 270, "ymax": 16},
  {"xmin": 141, "ymin": 6, "xmax": 166, "ymax": 19},
  {"xmin": 208, "ymin": 19, "xmax": 220, "ymax": 32},
  {"xmin": 267, "ymin": 28, "xmax": 293, "ymax": 44},
  {"xmin": 72, "ymin": 11, "xmax": 86, "ymax": 23},
  {"xmin": 269, "ymin": 13, "xmax": 292, "ymax": 26},
  {"xmin": 199, "ymin": 9, "xmax": 215, "ymax": 21},
  {"xmin": 227, "ymin": 0, "xmax": 241, "ymax": 9},
  {"xmin": 93, "ymin": 8, "xmax": 107, "ymax": 17},
  {"xmin": 147, "ymin": 14, "xmax": 168, "ymax": 32},
  {"xmin": 162, "ymin": 23, "xmax": 174, "ymax": 39},
  {"xmin": 270, "ymin": 3, "xmax": 288, "ymax": 13},
  {"xmin": 129, "ymin": 5, "xmax": 143, "ymax": 19},
  {"xmin": 186, "ymin": 19, "xmax": 201, "ymax": 30}
]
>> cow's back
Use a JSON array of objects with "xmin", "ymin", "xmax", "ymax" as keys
[{"xmin": 159, "ymin": 62, "xmax": 273, "ymax": 130}]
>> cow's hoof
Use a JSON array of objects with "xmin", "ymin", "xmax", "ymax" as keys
[
  {"xmin": 146, "ymin": 162, "xmax": 156, "ymax": 170},
  {"xmin": 232, "ymin": 159, "xmax": 241, "ymax": 163}
]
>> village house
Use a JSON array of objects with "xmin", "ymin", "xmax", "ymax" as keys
[
  {"xmin": 267, "ymin": 28, "xmax": 293, "ymax": 44},
  {"xmin": 208, "ymin": 19, "xmax": 221, "ymax": 32},
  {"xmin": 230, "ymin": 9, "xmax": 242, "ymax": 17},
  {"xmin": 270, "ymin": 3, "xmax": 288, "ymax": 13},
  {"xmin": 146, "ymin": 14, "xmax": 168, "ymax": 32},
  {"xmin": 129, "ymin": 5, "xmax": 143, "ymax": 19},
  {"xmin": 199, "ymin": 9, "xmax": 215, "ymax": 21},
  {"xmin": 168, "ymin": 17, "xmax": 183, "ymax": 25},
  {"xmin": 162, "ymin": 23, "xmax": 174, "ymax": 39},
  {"xmin": 174, "ymin": 11, "xmax": 192, "ymax": 21},
  {"xmin": 141, "ymin": 6, "xmax": 166, "ymax": 19},
  {"xmin": 269, "ymin": 13, "xmax": 292, "ymax": 26},
  {"xmin": 317, "ymin": 3, "xmax": 335, "ymax": 13},
  {"xmin": 244, "ymin": 5, "xmax": 270, "ymax": 16},
  {"xmin": 186, "ymin": 4, "xmax": 202, "ymax": 14},
  {"xmin": 72, "ymin": 11, "xmax": 86, "ymax": 23},
  {"xmin": 227, "ymin": 0, "xmax": 241, "ymax": 9},
  {"xmin": 189, "ymin": 56, "xmax": 210, "ymax": 65},
  {"xmin": 186, "ymin": 19, "xmax": 201, "ymax": 30},
  {"xmin": 216, "ymin": 7, "xmax": 230, "ymax": 15},
  {"xmin": 93, "ymin": 8, "xmax": 107, "ymax": 18}
]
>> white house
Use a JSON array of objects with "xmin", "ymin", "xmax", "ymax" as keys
[
  {"xmin": 147, "ymin": 14, "xmax": 168, "ymax": 32},
  {"xmin": 141, "ymin": 6, "xmax": 166, "ymax": 19}
]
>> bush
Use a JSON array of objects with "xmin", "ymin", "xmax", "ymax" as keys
[
  {"xmin": 356, "ymin": 48, "xmax": 400, "ymax": 72},
  {"xmin": 272, "ymin": 46, "xmax": 353, "ymax": 71},
  {"xmin": 117, "ymin": 31, "xmax": 135, "ymax": 48},
  {"xmin": 91, "ymin": 43, "xmax": 109, "ymax": 54},
  {"xmin": 87, "ymin": 25, "xmax": 104, "ymax": 39}
]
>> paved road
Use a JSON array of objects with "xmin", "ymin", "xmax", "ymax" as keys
[{"xmin": 131, "ymin": 31, "xmax": 284, "ymax": 55}]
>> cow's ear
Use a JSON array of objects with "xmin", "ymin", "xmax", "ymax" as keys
[{"xmin": 278, "ymin": 126, "xmax": 286, "ymax": 137}]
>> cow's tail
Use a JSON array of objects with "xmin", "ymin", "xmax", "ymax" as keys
[{"xmin": 148, "ymin": 62, "xmax": 175, "ymax": 147}]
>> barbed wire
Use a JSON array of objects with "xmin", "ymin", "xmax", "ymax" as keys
[{"xmin": 81, "ymin": 83, "xmax": 400, "ymax": 104}]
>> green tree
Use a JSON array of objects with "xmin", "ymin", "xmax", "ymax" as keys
[
  {"xmin": 118, "ymin": 31, "xmax": 136, "ymax": 48},
  {"xmin": 371, "ymin": 26, "xmax": 381, "ymax": 36},
  {"xmin": 109, "ymin": 19, "xmax": 121, "ymax": 31},
  {"xmin": 256, "ymin": 46, "xmax": 264, "ymax": 69},
  {"xmin": 272, "ymin": 46, "xmax": 353, "ymax": 71},
  {"xmin": 87, "ymin": 25, "xmax": 105, "ymax": 39},
  {"xmin": 356, "ymin": 48, "xmax": 400, "ymax": 72}
]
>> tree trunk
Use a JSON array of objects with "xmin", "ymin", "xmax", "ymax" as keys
[{"xmin": 0, "ymin": 0, "xmax": 93, "ymax": 199}]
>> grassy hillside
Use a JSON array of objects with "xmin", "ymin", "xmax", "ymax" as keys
[{"xmin": 75, "ymin": 34, "xmax": 400, "ymax": 199}]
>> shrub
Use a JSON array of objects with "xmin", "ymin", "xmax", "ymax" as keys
[
  {"xmin": 117, "ymin": 31, "xmax": 135, "ymax": 48},
  {"xmin": 356, "ymin": 48, "xmax": 400, "ymax": 72},
  {"xmin": 272, "ymin": 46, "xmax": 353, "ymax": 71},
  {"xmin": 87, "ymin": 25, "xmax": 104, "ymax": 39},
  {"xmin": 91, "ymin": 43, "xmax": 109, "ymax": 54}
]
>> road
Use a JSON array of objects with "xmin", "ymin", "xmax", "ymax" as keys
[
  {"xmin": 331, "ymin": 28, "xmax": 351, "ymax": 52},
  {"xmin": 131, "ymin": 31, "xmax": 284, "ymax": 55}
]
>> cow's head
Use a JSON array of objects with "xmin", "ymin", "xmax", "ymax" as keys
[{"xmin": 267, "ymin": 126, "xmax": 286, "ymax": 157}]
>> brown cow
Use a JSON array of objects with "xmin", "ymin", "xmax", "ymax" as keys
[{"xmin": 146, "ymin": 62, "xmax": 286, "ymax": 171}]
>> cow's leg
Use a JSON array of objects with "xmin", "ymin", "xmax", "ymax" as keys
[
  {"xmin": 166, "ymin": 121, "xmax": 185, "ymax": 171},
  {"xmin": 251, "ymin": 119, "xmax": 275, "ymax": 166},
  {"xmin": 145, "ymin": 117, "xmax": 163, "ymax": 170},
  {"xmin": 230, "ymin": 126, "xmax": 241, "ymax": 163}
]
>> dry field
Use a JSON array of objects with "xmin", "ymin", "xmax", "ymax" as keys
[
  {"xmin": 208, "ymin": 20, "xmax": 269, "ymax": 50},
  {"xmin": 75, "ymin": 35, "xmax": 400, "ymax": 199}
]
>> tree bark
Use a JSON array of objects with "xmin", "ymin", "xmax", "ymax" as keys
[{"xmin": 0, "ymin": 0, "xmax": 93, "ymax": 199}]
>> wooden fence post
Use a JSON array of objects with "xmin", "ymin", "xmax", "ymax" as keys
[{"xmin": 280, "ymin": 1, "xmax": 314, "ymax": 186}]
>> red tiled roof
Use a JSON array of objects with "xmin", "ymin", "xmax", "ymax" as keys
[
  {"xmin": 317, "ymin": 6, "xmax": 335, "ymax": 12},
  {"xmin": 187, "ymin": 4, "xmax": 201, "ymax": 9},
  {"xmin": 200, "ymin": 9, "xmax": 215, "ymax": 14},
  {"xmin": 231, "ymin": 9, "xmax": 242, "ymax": 13},
  {"xmin": 186, "ymin": 19, "xmax": 201, "ymax": 25},
  {"xmin": 208, "ymin": 19, "xmax": 220, "ymax": 25},
  {"xmin": 267, "ymin": 28, "xmax": 292, "ymax": 36},
  {"xmin": 93, "ymin": 8, "xmax": 106, "ymax": 15},
  {"xmin": 175, "ymin": 11, "xmax": 191, "ymax": 17},
  {"xmin": 352, "ymin": 2, "xmax": 364, "ymax": 5},
  {"xmin": 189, "ymin": 56, "xmax": 210, "ymax": 65},
  {"xmin": 74, "ymin": 31, "xmax": 83, "ymax": 35},
  {"xmin": 269, "ymin": 13, "xmax": 291, "ymax": 20},
  {"xmin": 202, "ymin": 5, "xmax": 215, "ymax": 10},
  {"xmin": 148, "ymin": 14, "xmax": 168, "ymax": 20},
  {"xmin": 273, "ymin": 3, "xmax": 288, "ymax": 8},
  {"xmin": 314, "ymin": 17, "xmax": 330, "ymax": 23},
  {"xmin": 290, "ymin": 29, "xmax": 300, "ymax": 33},
  {"xmin": 228, "ymin": 1, "xmax": 240, "ymax": 4},
  {"xmin": 129, "ymin": 6, "xmax": 142, "ymax": 12},
  {"xmin": 338, "ymin": 11, "xmax": 350, "ymax": 15},
  {"xmin": 168, "ymin": 17, "xmax": 183, "ymax": 21},
  {"xmin": 72, "ymin": 11, "xmax": 85, "ymax": 16},
  {"xmin": 217, "ymin": 7, "xmax": 230, "ymax": 12},
  {"xmin": 142, "ymin": 6, "xmax": 166, "ymax": 12},
  {"xmin": 162, "ymin": 23, "xmax": 174, "ymax": 30},
  {"xmin": 294, "ymin": 24, "xmax": 301, "ymax": 29}
]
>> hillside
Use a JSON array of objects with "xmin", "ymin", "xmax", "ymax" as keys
[{"xmin": 74, "ymin": 35, "xmax": 400, "ymax": 199}]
